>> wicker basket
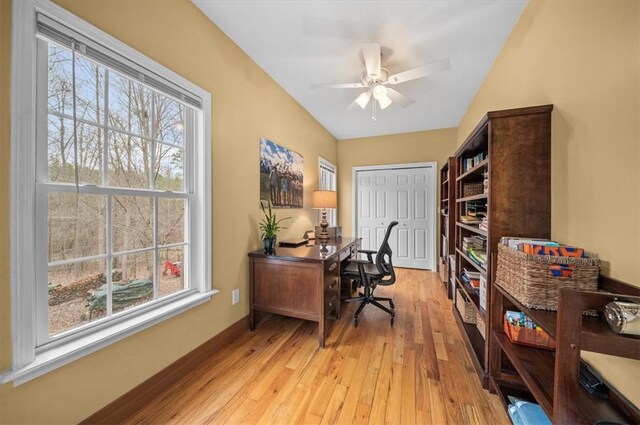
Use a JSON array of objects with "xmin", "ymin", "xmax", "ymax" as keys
[
  {"xmin": 495, "ymin": 244, "xmax": 599, "ymax": 311},
  {"xmin": 456, "ymin": 289, "xmax": 477, "ymax": 324},
  {"xmin": 476, "ymin": 319, "xmax": 486, "ymax": 338},
  {"xmin": 463, "ymin": 181, "xmax": 484, "ymax": 197}
]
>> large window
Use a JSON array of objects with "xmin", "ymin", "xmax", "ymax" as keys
[
  {"xmin": 40, "ymin": 40, "xmax": 194, "ymax": 341},
  {"xmin": 319, "ymin": 157, "xmax": 337, "ymax": 226},
  {"xmin": 5, "ymin": 0, "xmax": 213, "ymax": 384}
]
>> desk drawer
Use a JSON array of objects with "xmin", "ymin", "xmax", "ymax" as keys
[{"xmin": 325, "ymin": 293, "xmax": 339, "ymax": 317}]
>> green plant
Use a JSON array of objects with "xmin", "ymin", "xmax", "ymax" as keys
[{"xmin": 259, "ymin": 200, "xmax": 291, "ymax": 240}]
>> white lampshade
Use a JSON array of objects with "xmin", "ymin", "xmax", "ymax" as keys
[
  {"xmin": 355, "ymin": 91, "xmax": 372, "ymax": 109},
  {"xmin": 378, "ymin": 94, "xmax": 392, "ymax": 110}
]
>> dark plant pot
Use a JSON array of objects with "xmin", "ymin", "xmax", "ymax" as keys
[{"xmin": 263, "ymin": 236, "xmax": 277, "ymax": 254}]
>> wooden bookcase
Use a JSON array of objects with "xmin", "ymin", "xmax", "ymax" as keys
[
  {"xmin": 490, "ymin": 276, "xmax": 640, "ymax": 424},
  {"xmin": 452, "ymin": 105, "xmax": 553, "ymax": 388},
  {"xmin": 439, "ymin": 158, "xmax": 455, "ymax": 298}
]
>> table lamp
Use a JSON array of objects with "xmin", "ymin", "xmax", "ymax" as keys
[{"xmin": 312, "ymin": 190, "xmax": 337, "ymax": 244}]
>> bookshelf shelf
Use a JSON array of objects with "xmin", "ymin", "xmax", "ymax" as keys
[
  {"xmin": 455, "ymin": 248, "xmax": 486, "ymax": 276},
  {"xmin": 491, "ymin": 281, "xmax": 640, "ymax": 424},
  {"xmin": 452, "ymin": 105, "xmax": 554, "ymax": 390},
  {"xmin": 456, "ymin": 222, "xmax": 487, "ymax": 236},
  {"xmin": 456, "ymin": 158, "xmax": 488, "ymax": 182},
  {"xmin": 439, "ymin": 158, "xmax": 456, "ymax": 298},
  {"xmin": 456, "ymin": 193, "xmax": 488, "ymax": 203},
  {"xmin": 455, "ymin": 277, "xmax": 485, "ymax": 321}
]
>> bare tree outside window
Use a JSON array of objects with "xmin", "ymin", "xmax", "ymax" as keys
[{"xmin": 44, "ymin": 42, "xmax": 190, "ymax": 336}]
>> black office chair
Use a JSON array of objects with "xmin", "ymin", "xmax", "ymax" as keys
[{"xmin": 341, "ymin": 221, "xmax": 398, "ymax": 326}]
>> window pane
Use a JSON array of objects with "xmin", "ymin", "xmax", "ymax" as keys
[
  {"xmin": 48, "ymin": 117, "xmax": 103, "ymax": 185},
  {"xmin": 111, "ymin": 251, "xmax": 154, "ymax": 314},
  {"xmin": 75, "ymin": 54, "xmax": 105, "ymax": 124},
  {"xmin": 48, "ymin": 193, "xmax": 106, "ymax": 262},
  {"xmin": 154, "ymin": 144, "xmax": 183, "ymax": 191},
  {"xmin": 155, "ymin": 94, "xmax": 184, "ymax": 146},
  {"xmin": 108, "ymin": 131, "xmax": 150, "ymax": 188},
  {"xmin": 47, "ymin": 115, "xmax": 74, "ymax": 183},
  {"xmin": 112, "ymin": 195, "xmax": 154, "ymax": 253},
  {"xmin": 158, "ymin": 246, "xmax": 185, "ymax": 298},
  {"xmin": 48, "ymin": 259, "xmax": 106, "ymax": 335},
  {"xmin": 48, "ymin": 44, "xmax": 73, "ymax": 116},
  {"xmin": 158, "ymin": 198, "xmax": 185, "ymax": 246},
  {"xmin": 107, "ymin": 73, "xmax": 151, "ymax": 137},
  {"xmin": 130, "ymin": 83, "xmax": 152, "ymax": 138},
  {"xmin": 107, "ymin": 72, "xmax": 129, "ymax": 132}
]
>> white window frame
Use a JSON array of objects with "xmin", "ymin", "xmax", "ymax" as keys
[
  {"xmin": 3, "ymin": 0, "xmax": 215, "ymax": 385},
  {"xmin": 318, "ymin": 157, "xmax": 337, "ymax": 226}
]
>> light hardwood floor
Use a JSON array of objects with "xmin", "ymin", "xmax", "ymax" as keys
[{"xmin": 123, "ymin": 269, "xmax": 510, "ymax": 425}]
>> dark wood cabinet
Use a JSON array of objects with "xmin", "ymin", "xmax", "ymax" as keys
[
  {"xmin": 452, "ymin": 105, "xmax": 553, "ymax": 388},
  {"xmin": 490, "ymin": 277, "xmax": 640, "ymax": 424},
  {"xmin": 439, "ymin": 157, "xmax": 456, "ymax": 298}
]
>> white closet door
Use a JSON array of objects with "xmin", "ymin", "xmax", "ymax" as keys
[{"xmin": 356, "ymin": 166, "xmax": 435, "ymax": 270}]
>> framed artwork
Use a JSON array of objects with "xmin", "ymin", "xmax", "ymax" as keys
[{"xmin": 260, "ymin": 137, "xmax": 303, "ymax": 208}]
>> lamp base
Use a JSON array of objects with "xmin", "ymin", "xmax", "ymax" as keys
[{"xmin": 318, "ymin": 208, "xmax": 330, "ymax": 244}]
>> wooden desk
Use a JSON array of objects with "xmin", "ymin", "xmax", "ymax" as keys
[{"xmin": 248, "ymin": 237, "xmax": 360, "ymax": 347}]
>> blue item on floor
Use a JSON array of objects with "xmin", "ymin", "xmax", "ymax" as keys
[{"xmin": 507, "ymin": 397, "xmax": 551, "ymax": 425}]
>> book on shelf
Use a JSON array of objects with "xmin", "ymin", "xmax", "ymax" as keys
[
  {"xmin": 467, "ymin": 247, "xmax": 487, "ymax": 269},
  {"xmin": 460, "ymin": 215, "xmax": 482, "ymax": 225},
  {"xmin": 462, "ymin": 152, "xmax": 487, "ymax": 172}
]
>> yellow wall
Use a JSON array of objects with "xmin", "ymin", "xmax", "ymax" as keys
[
  {"xmin": 0, "ymin": 0, "xmax": 336, "ymax": 423},
  {"xmin": 456, "ymin": 0, "xmax": 640, "ymax": 406},
  {"xmin": 337, "ymin": 128, "xmax": 458, "ymax": 238}
]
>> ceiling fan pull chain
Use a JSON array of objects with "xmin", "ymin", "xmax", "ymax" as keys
[{"xmin": 371, "ymin": 97, "xmax": 377, "ymax": 121}]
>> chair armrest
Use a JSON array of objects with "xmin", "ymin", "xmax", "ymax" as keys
[
  {"xmin": 346, "ymin": 258, "xmax": 371, "ymax": 265},
  {"xmin": 357, "ymin": 249, "xmax": 376, "ymax": 263}
]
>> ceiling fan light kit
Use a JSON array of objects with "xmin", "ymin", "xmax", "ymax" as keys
[{"xmin": 311, "ymin": 42, "xmax": 451, "ymax": 121}]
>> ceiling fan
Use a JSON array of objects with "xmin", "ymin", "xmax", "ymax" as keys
[{"xmin": 311, "ymin": 43, "xmax": 450, "ymax": 120}]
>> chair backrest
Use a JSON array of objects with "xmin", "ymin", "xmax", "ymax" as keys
[{"xmin": 374, "ymin": 221, "xmax": 399, "ymax": 285}]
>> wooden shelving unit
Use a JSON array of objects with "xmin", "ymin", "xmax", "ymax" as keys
[
  {"xmin": 439, "ymin": 158, "xmax": 455, "ymax": 298},
  {"xmin": 490, "ymin": 276, "xmax": 640, "ymax": 424},
  {"xmin": 452, "ymin": 105, "xmax": 553, "ymax": 388}
]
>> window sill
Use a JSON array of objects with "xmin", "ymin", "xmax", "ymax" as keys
[{"xmin": 0, "ymin": 290, "xmax": 217, "ymax": 386}]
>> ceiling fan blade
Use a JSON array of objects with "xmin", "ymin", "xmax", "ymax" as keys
[
  {"xmin": 388, "ymin": 58, "xmax": 451, "ymax": 85},
  {"xmin": 362, "ymin": 43, "xmax": 381, "ymax": 79},
  {"xmin": 311, "ymin": 82, "xmax": 367, "ymax": 90},
  {"xmin": 386, "ymin": 88, "xmax": 414, "ymax": 107}
]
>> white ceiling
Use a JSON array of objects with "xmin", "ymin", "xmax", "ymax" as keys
[{"xmin": 193, "ymin": 1, "xmax": 527, "ymax": 140}]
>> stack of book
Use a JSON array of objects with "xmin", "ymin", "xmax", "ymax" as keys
[
  {"xmin": 460, "ymin": 268, "xmax": 481, "ymax": 289},
  {"xmin": 463, "ymin": 236, "xmax": 487, "ymax": 269},
  {"xmin": 462, "ymin": 152, "xmax": 486, "ymax": 172},
  {"xmin": 479, "ymin": 216, "xmax": 488, "ymax": 232}
]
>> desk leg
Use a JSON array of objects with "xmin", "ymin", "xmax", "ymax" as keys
[{"xmin": 319, "ymin": 316, "xmax": 325, "ymax": 348}]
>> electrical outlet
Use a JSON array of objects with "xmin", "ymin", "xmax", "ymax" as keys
[{"xmin": 232, "ymin": 288, "xmax": 240, "ymax": 305}]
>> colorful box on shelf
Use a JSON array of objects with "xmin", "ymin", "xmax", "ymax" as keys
[{"xmin": 504, "ymin": 311, "xmax": 556, "ymax": 350}]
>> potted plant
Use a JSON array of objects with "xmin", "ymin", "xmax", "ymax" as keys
[{"xmin": 259, "ymin": 200, "xmax": 291, "ymax": 254}]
